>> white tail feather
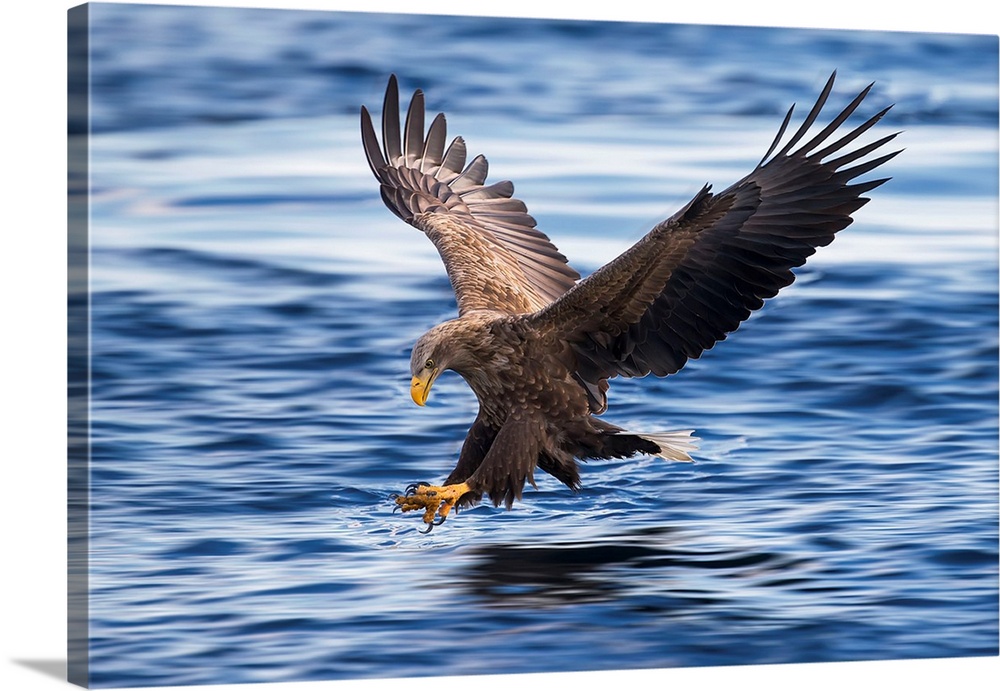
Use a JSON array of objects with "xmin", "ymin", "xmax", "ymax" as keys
[{"xmin": 636, "ymin": 430, "xmax": 699, "ymax": 462}]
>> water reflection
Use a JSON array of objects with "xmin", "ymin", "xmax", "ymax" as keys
[{"xmin": 457, "ymin": 526, "xmax": 809, "ymax": 609}]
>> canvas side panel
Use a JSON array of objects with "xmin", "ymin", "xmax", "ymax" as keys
[{"xmin": 67, "ymin": 3, "xmax": 91, "ymax": 688}]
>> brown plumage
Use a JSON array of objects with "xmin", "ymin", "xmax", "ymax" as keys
[{"xmin": 360, "ymin": 73, "xmax": 899, "ymax": 530}]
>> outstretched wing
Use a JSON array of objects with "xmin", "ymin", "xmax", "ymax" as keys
[
  {"xmin": 361, "ymin": 75, "xmax": 580, "ymax": 315},
  {"xmin": 532, "ymin": 72, "xmax": 901, "ymax": 413}
]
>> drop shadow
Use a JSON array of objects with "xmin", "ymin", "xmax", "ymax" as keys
[{"xmin": 11, "ymin": 658, "xmax": 66, "ymax": 682}]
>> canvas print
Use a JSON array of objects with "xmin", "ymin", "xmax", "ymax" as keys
[{"xmin": 68, "ymin": 2, "xmax": 999, "ymax": 688}]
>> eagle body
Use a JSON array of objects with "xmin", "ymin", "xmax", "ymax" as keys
[
  {"xmin": 360, "ymin": 73, "xmax": 899, "ymax": 530},
  {"xmin": 411, "ymin": 307, "xmax": 663, "ymax": 510}
]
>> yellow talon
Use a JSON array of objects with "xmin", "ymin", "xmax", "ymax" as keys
[{"xmin": 394, "ymin": 481, "xmax": 471, "ymax": 529}]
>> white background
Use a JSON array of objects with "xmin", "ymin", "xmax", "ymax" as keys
[{"xmin": 1, "ymin": 1, "xmax": 997, "ymax": 690}]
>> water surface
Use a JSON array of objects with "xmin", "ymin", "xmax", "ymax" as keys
[{"xmin": 79, "ymin": 5, "xmax": 999, "ymax": 687}]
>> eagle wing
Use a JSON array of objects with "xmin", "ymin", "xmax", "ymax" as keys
[
  {"xmin": 532, "ymin": 72, "xmax": 901, "ymax": 412},
  {"xmin": 361, "ymin": 75, "xmax": 580, "ymax": 315}
]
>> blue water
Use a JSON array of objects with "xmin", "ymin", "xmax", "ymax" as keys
[{"xmin": 79, "ymin": 4, "xmax": 999, "ymax": 688}]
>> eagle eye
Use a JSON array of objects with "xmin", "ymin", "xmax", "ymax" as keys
[{"xmin": 425, "ymin": 358, "xmax": 435, "ymax": 370}]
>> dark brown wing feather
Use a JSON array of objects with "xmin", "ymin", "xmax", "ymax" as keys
[
  {"xmin": 532, "ymin": 72, "xmax": 901, "ymax": 413},
  {"xmin": 361, "ymin": 75, "xmax": 580, "ymax": 315},
  {"xmin": 464, "ymin": 416, "xmax": 544, "ymax": 509}
]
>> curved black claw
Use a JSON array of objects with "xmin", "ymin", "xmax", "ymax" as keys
[
  {"xmin": 404, "ymin": 482, "xmax": 427, "ymax": 496},
  {"xmin": 416, "ymin": 511, "xmax": 450, "ymax": 534}
]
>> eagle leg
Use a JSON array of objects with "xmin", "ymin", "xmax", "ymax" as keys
[{"xmin": 392, "ymin": 481, "xmax": 472, "ymax": 530}]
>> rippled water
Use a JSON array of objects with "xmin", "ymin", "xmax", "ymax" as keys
[{"xmin": 76, "ymin": 4, "xmax": 998, "ymax": 688}]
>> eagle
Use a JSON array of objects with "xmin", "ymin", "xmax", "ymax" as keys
[{"xmin": 360, "ymin": 72, "xmax": 898, "ymax": 532}]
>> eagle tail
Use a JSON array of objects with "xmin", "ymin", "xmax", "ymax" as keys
[{"xmin": 635, "ymin": 430, "xmax": 699, "ymax": 462}]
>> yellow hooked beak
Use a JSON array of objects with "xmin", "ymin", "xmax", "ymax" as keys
[{"xmin": 410, "ymin": 369, "xmax": 437, "ymax": 406}]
